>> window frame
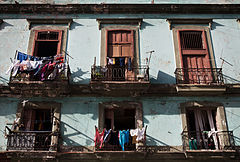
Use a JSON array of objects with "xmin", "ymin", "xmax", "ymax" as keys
[
  {"xmin": 180, "ymin": 101, "xmax": 229, "ymax": 150},
  {"xmin": 27, "ymin": 25, "xmax": 68, "ymax": 59},
  {"xmin": 172, "ymin": 25, "xmax": 216, "ymax": 70},
  {"xmin": 32, "ymin": 30, "xmax": 63, "ymax": 57},
  {"xmin": 100, "ymin": 25, "xmax": 140, "ymax": 67},
  {"xmin": 98, "ymin": 101, "xmax": 143, "ymax": 131},
  {"xmin": 15, "ymin": 101, "xmax": 61, "ymax": 151}
]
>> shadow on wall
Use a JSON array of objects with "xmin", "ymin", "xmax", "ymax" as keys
[
  {"xmin": 70, "ymin": 68, "xmax": 90, "ymax": 84},
  {"xmin": 0, "ymin": 22, "xmax": 13, "ymax": 30},
  {"xmin": 0, "ymin": 76, "xmax": 8, "ymax": 84},
  {"xmin": 70, "ymin": 21, "xmax": 83, "ymax": 30},
  {"xmin": 141, "ymin": 21, "xmax": 154, "ymax": 30},
  {"xmin": 60, "ymin": 120, "xmax": 94, "ymax": 148},
  {"xmin": 211, "ymin": 21, "xmax": 225, "ymax": 30},
  {"xmin": 146, "ymin": 135, "xmax": 181, "ymax": 151},
  {"xmin": 223, "ymin": 74, "xmax": 240, "ymax": 84},
  {"xmin": 150, "ymin": 70, "xmax": 176, "ymax": 84}
]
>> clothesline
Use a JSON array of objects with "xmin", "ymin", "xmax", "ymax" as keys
[{"xmin": 7, "ymin": 50, "xmax": 68, "ymax": 81}]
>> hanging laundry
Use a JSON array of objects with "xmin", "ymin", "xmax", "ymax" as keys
[
  {"xmin": 94, "ymin": 127, "xmax": 105, "ymax": 149},
  {"xmin": 119, "ymin": 58, "xmax": 125, "ymax": 67},
  {"xmin": 103, "ymin": 129, "xmax": 112, "ymax": 143},
  {"xmin": 17, "ymin": 51, "xmax": 28, "ymax": 63},
  {"xmin": 130, "ymin": 128, "xmax": 145, "ymax": 142},
  {"xmin": 108, "ymin": 130, "xmax": 119, "ymax": 145},
  {"xmin": 189, "ymin": 138, "xmax": 197, "ymax": 150},
  {"xmin": 128, "ymin": 57, "xmax": 132, "ymax": 71},
  {"xmin": 108, "ymin": 58, "xmax": 115, "ymax": 65},
  {"xmin": 6, "ymin": 60, "xmax": 20, "ymax": 76},
  {"xmin": 119, "ymin": 130, "xmax": 129, "ymax": 151}
]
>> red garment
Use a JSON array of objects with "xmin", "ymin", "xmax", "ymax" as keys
[{"xmin": 94, "ymin": 128, "xmax": 105, "ymax": 149}]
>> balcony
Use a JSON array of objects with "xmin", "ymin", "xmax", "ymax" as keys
[
  {"xmin": 9, "ymin": 52, "xmax": 70, "ymax": 83},
  {"xmin": 91, "ymin": 65, "xmax": 149, "ymax": 82},
  {"xmin": 175, "ymin": 68, "xmax": 223, "ymax": 84},
  {"xmin": 181, "ymin": 131, "xmax": 235, "ymax": 151},
  {"xmin": 6, "ymin": 130, "xmax": 52, "ymax": 151}
]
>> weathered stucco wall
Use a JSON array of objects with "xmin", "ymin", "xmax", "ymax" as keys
[
  {"xmin": 0, "ymin": 15, "xmax": 240, "ymax": 84},
  {"xmin": 0, "ymin": 98, "xmax": 18, "ymax": 150},
  {"xmin": 0, "ymin": 96, "xmax": 240, "ymax": 151}
]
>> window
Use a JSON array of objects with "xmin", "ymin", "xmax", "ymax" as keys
[
  {"xmin": 106, "ymin": 30, "xmax": 134, "ymax": 81},
  {"xmin": 91, "ymin": 19, "xmax": 149, "ymax": 82},
  {"xmin": 171, "ymin": 20, "xmax": 222, "ymax": 85},
  {"xmin": 33, "ymin": 30, "xmax": 62, "ymax": 57},
  {"xmin": 180, "ymin": 102, "xmax": 234, "ymax": 151},
  {"xmin": 178, "ymin": 30, "xmax": 213, "ymax": 84},
  {"xmin": 186, "ymin": 108, "xmax": 218, "ymax": 150},
  {"xmin": 27, "ymin": 22, "xmax": 68, "ymax": 59},
  {"xmin": 22, "ymin": 108, "xmax": 53, "ymax": 131},
  {"xmin": 6, "ymin": 102, "xmax": 61, "ymax": 151},
  {"xmin": 99, "ymin": 102, "xmax": 143, "ymax": 151}
]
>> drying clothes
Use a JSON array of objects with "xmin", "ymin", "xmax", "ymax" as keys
[
  {"xmin": 119, "ymin": 58, "xmax": 125, "ymax": 67},
  {"xmin": 101, "ymin": 67, "xmax": 108, "ymax": 73},
  {"xmin": 94, "ymin": 128, "xmax": 105, "ymax": 149},
  {"xmin": 40, "ymin": 63, "xmax": 49, "ymax": 81},
  {"xmin": 119, "ymin": 130, "xmax": 129, "ymax": 151},
  {"xmin": 17, "ymin": 51, "xmax": 28, "ymax": 63},
  {"xmin": 103, "ymin": 129, "xmax": 112, "ymax": 142},
  {"xmin": 108, "ymin": 131, "xmax": 119, "ymax": 145},
  {"xmin": 128, "ymin": 57, "xmax": 132, "ymax": 71},
  {"xmin": 48, "ymin": 66, "xmax": 58, "ymax": 80},
  {"xmin": 189, "ymin": 138, "xmax": 197, "ymax": 150},
  {"xmin": 29, "ymin": 60, "xmax": 42, "ymax": 70},
  {"xmin": 19, "ymin": 60, "xmax": 32, "ymax": 71},
  {"xmin": 130, "ymin": 128, "xmax": 145, "ymax": 142},
  {"xmin": 108, "ymin": 58, "xmax": 115, "ymax": 65},
  {"xmin": 6, "ymin": 60, "xmax": 20, "ymax": 76}
]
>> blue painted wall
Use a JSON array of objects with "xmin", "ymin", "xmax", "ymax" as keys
[
  {"xmin": 1, "ymin": 15, "xmax": 240, "ymax": 84},
  {"xmin": 0, "ymin": 98, "xmax": 18, "ymax": 150},
  {"xmin": 0, "ymin": 96, "xmax": 240, "ymax": 151}
]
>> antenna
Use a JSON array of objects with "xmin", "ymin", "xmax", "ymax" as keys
[{"xmin": 146, "ymin": 50, "xmax": 155, "ymax": 67}]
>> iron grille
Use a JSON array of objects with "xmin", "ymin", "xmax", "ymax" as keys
[{"xmin": 180, "ymin": 31, "xmax": 203, "ymax": 50}]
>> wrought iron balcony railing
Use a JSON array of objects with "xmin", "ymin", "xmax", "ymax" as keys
[
  {"xmin": 181, "ymin": 131, "xmax": 235, "ymax": 151},
  {"xmin": 175, "ymin": 68, "xmax": 223, "ymax": 84},
  {"xmin": 91, "ymin": 65, "xmax": 149, "ymax": 82},
  {"xmin": 6, "ymin": 130, "xmax": 52, "ymax": 151}
]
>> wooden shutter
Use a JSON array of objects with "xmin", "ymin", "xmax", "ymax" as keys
[
  {"xmin": 107, "ymin": 30, "xmax": 134, "ymax": 58},
  {"xmin": 178, "ymin": 30, "xmax": 212, "ymax": 84}
]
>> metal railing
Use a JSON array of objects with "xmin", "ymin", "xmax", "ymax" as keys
[
  {"xmin": 181, "ymin": 131, "xmax": 235, "ymax": 151},
  {"xmin": 91, "ymin": 65, "xmax": 149, "ymax": 82},
  {"xmin": 6, "ymin": 130, "xmax": 52, "ymax": 151},
  {"xmin": 175, "ymin": 68, "xmax": 223, "ymax": 84}
]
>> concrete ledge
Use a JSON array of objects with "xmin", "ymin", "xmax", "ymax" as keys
[{"xmin": 176, "ymin": 84, "xmax": 226, "ymax": 93}]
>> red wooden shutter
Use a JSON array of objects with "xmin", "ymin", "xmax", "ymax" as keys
[
  {"xmin": 107, "ymin": 30, "xmax": 134, "ymax": 58},
  {"xmin": 178, "ymin": 30, "xmax": 212, "ymax": 84}
]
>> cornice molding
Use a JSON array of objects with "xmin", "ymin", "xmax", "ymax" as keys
[
  {"xmin": 27, "ymin": 19, "xmax": 73, "ymax": 29},
  {"xmin": 1, "ymin": 4, "xmax": 240, "ymax": 14}
]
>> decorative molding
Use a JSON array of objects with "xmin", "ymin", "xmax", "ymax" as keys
[
  {"xmin": 1, "ymin": 4, "xmax": 240, "ymax": 14},
  {"xmin": 96, "ymin": 18, "xmax": 143, "ymax": 30},
  {"xmin": 167, "ymin": 19, "xmax": 213, "ymax": 30},
  {"xmin": 27, "ymin": 19, "xmax": 73, "ymax": 30}
]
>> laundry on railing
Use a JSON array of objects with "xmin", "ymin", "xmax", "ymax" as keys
[
  {"xmin": 95, "ymin": 126, "xmax": 147, "ymax": 151},
  {"xmin": 7, "ymin": 50, "xmax": 68, "ymax": 81}
]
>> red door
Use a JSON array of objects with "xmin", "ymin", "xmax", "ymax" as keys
[
  {"xmin": 107, "ymin": 30, "xmax": 134, "ymax": 81},
  {"xmin": 178, "ymin": 30, "xmax": 212, "ymax": 84}
]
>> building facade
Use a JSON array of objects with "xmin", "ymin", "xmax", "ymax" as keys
[{"xmin": 0, "ymin": 0, "xmax": 240, "ymax": 161}]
